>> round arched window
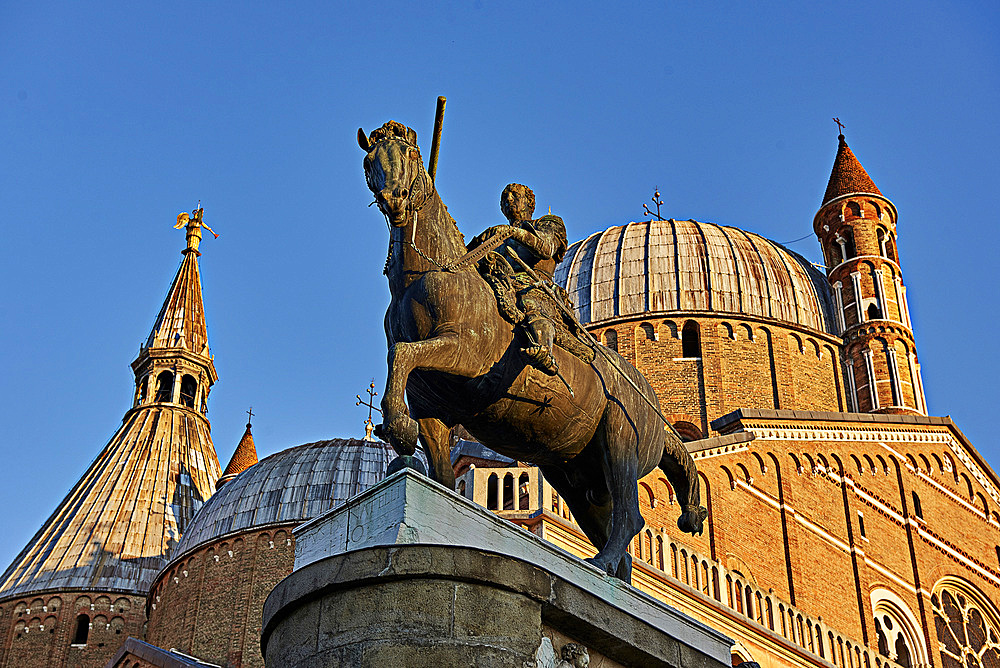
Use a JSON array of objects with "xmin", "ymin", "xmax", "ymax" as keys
[
  {"xmin": 932, "ymin": 580, "xmax": 1000, "ymax": 668},
  {"xmin": 871, "ymin": 588, "xmax": 927, "ymax": 668}
]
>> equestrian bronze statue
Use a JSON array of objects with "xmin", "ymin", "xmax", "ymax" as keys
[{"xmin": 359, "ymin": 120, "xmax": 707, "ymax": 580}]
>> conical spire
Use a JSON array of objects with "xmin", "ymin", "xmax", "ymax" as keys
[
  {"xmin": 822, "ymin": 134, "xmax": 882, "ymax": 206},
  {"xmin": 0, "ymin": 211, "xmax": 222, "ymax": 603},
  {"xmin": 144, "ymin": 208, "xmax": 213, "ymax": 356},
  {"xmin": 218, "ymin": 412, "xmax": 259, "ymax": 489}
]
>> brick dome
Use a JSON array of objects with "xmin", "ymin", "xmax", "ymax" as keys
[
  {"xmin": 554, "ymin": 219, "xmax": 835, "ymax": 335},
  {"xmin": 172, "ymin": 438, "xmax": 401, "ymax": 558}
]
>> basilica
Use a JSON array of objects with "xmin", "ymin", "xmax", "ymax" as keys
[{"xmin": 0, "ymin": 134, "xmax": 997, "ymax": 668}]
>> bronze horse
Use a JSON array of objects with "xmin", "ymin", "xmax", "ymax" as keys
[{"xmin": 359, "ymin": 120, "xmax": 706, "ymax": 580}]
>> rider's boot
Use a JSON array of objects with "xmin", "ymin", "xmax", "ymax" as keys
[{"xmin": 522, "ymin": 315, "xmax": 559, "ymax": 376}]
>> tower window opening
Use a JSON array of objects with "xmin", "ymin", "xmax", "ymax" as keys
[
  {"xmin": 877, "ymin": 228, "xmax": 888, "ymax": 258},
  {"xmin": 137, "ymin": 376, "xmax": 148, "ymax": 404},
  {"xmin": 867, "ymin": 303, "xmax": 882, "ymax": 321},
  {"xmin": 518, "ymin": 472, "xmax": 530, "ymax": 510},
  {"xmin": 486, "ymin": 474, "xmax": 498, "ymax": 510},
  {"xmin": 911, "ymin": 491, "xmax": 923, "ymax": 520},
  {"xmin": 602, "ymin": 328, "xmax": 618, "ymax": 353},
  {"xmin": 857, "ymin": 511, "xmax": 866, "ymax": 539},
  {"xmin": 682, "ymin": 321, "xmax": 701, "ymax": 358},
  {"xmin": 846, "ymin": 201, "xmax": 862, "ymax": 219},
  {"xmin": 502, "ymin": 473, "xmax": 515, "ymax": 510},
  {"xmin": 179, "ymin": 375, "xmax": 197, "ymax": 408},
  {"xmin": 154, "ymin": 371, "xmax": 174, "ymax": 403},
  {"xmin": 72, "ymin": 614, "xmax": 89, "ymax": 646},
  {"xmin": 845, "ymin": 229, "xmax": 857, "ymax": 259},
  {"xmin": 886, "ymin": 235, "xmax": 898, "ymax": 263}
]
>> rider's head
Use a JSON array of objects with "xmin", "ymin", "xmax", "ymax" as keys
[{"xmin": 501, "ymin": 183, "xmax": 535, "ymax": 223}]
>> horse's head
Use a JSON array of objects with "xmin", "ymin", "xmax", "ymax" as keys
[{"xmin": 359, "ymin": 121, "xmax": 432, "ymax": 226}]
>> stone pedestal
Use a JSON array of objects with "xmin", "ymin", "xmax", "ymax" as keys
[{"xmin": 262, "ymin": 469, "xmax": 732, "ymax": 668}]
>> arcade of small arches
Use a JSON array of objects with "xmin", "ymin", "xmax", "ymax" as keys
[
  {"xmin": 843, "ymin": 329, "xmax": 924, "ymax": 415},
  {"xmin": 134, "ymin": 368, "xmax": 208, "ymax": 413},
  {"xmin": 819, "ymin": 197, "xmax": 899, "ymax": 270},
  {"xmin": 4, "ymin": 593, "xmax": 137, "ymax": 650},
  {"xmin": 830, "ymin": 259, "xmax": 912, "ymax": 335}
]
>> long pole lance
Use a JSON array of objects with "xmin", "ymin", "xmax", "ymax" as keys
[{"xmin": 427, "ymin": 96, "xmax": 446, "ymax": 182}]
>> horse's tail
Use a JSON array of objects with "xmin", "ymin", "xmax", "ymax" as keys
[{"xmin": 658, "ymin": 430, "xmax": 708, "ymax": 536}]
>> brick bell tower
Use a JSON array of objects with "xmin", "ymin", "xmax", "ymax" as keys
[{"xmin": 813, "ymin": 131, "xmax": 927, "ymax": 415}]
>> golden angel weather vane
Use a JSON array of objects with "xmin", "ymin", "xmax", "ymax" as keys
[{"xmin": 174, "ymin": 203, "xmax": 219, "ymax": 254}]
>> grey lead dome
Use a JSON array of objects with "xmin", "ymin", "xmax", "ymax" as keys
[
  {"xmin": 172, "ymin": 438, "xmax": 402, "ymax": 559},
  {"xmin": 554, "ymin": 219, "xmax": 835, "ymax": 335}
]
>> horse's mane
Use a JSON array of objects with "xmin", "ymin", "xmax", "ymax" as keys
[{"xmin": 368, "ymin": 120, "xmax": 417, "ymax": 146}]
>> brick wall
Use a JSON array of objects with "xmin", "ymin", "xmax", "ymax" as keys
[
  {"xmin": 0, "ymin": 591, "xmax": 146, "ymax": 668},
  {"xmin": 145, "ymin": 525, "xmax": 297, "ymax": 668},
  {"xmin": 592, "ymin": 315, "xmax": 843, "ymax": 437}
]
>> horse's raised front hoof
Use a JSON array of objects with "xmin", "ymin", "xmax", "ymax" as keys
[
  {"xmin": 386, "ymin": 455, "xmax": 428, "ymax": 477},
  {"xmin": 383, "ymin": 415, "xmax": 419, "ymax": 455},
  {"xmin": 677, "ymin": 505, "xmax": 709, "ymax": 536}
]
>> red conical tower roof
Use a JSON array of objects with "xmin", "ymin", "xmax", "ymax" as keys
[
  {"xmin": 822, "ymin": 134, "xmax": 882, "ymax": 206},
  {"xmin": 218, "ymin": 420, "xmax": 259, "ymax": 488}
]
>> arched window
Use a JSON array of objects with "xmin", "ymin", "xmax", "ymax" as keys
[
  {"xmin": 137, "ymin": 376, "xmax": 148, "ymax": 404},
  {"xmin": 931, "ymin": 579, "xmax": 1000, "ymax": 668},
  {"xmin": 877, "ymin": 228, "xmax": 888, "ymax": 257},
  {"xmin": 844, "ymin": 229, "xmax": 857, "ymax": 258},
  {"xmin": 502, "ymin": 473, "xmax": 514, "ymax": 510},
  {"xmin": 518, "ymin": 472, "xmax": 530, "ymax": 510},
  {"xmin": 602, "ymin": 328, "xmax": 618, "ymax": 353},
  {"xmin": 911, "ymin": 491, "xmax": 923, "ymax": 519},
  {"xmin": 867, "ymin": 303, "xmax": 883, "ymax": 321},
  {"xmin": 846, "ymin": 201, "xmax": 862, "ymax": 218},
  {"xmin": 682, "ymin": 321, "xmax": 700, "ymax": 358},
  {"xmin": 72, "ymin": 614, "xmax": 89, "ymax": 645},
  {"xmin": 154, "ymin": 371, "xmax": 174, "ymax": 403},
  {"xmin": 871, "ymin": 588, "xmax": 929, "ymax": 668},
  {"xmin": 179, "ymin": 375, "xmax": 197, "ymax": 408},
  {"xmin": 639, "ymin": 323, "xmax": 656, "ymax": 341},
  {"xmin": 886, "ymin": 234, "xmax": 898, "ymax": 263},
  {"xmin": 486, "ymin": 474, "xmax": 498, "ymax": 510},
  {"xmin": 673, "ymin": 421, "xmax": 702, "ymax": 442}
]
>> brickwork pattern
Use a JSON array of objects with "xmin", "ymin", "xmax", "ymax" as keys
[
  {"xmin": 0, "ymin": 591, "xmax": 146, "ymax": 668},
  {"xmin": 592, "ymin": 315, "xmax": 843, "ymax": 437},
  {"xmin": 146, "ymin": 526, "xmax": 297, "ymax": 668}
]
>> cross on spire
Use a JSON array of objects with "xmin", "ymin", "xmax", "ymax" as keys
[
  {"xmin": 356, "ymin": 381, "xmax": 382, "ymax": 441},
  {"xmin": 833, "ymin": 117, "xmax": 846, "ymax": 136},
  {"xmin": 246, "ymin": 406, "xmax": 254, "ymax": 426}
]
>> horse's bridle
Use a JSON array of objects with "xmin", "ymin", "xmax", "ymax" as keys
[{"xmin": 366, "ymin": 138, "xmax": 444, "ymax": 275}]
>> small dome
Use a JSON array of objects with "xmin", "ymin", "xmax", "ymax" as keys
[
  {"xmin": 555, "ymin": 219, "xmax": 835, "ymax": 334},
  {"xmin": 173, "ymin": 438, "xmax": 400, "ymax": 557}
]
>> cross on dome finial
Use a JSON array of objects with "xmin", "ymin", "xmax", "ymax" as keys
[
  {"xmin": 246, "ymin": 406, "xmax": 254, "ymax": 427},
  {"xmin": 643, "ymin": 188, "xmax": 665, "ymax": 221},
  {"xmin": 356, "ymin": 381, "xmax": 382, "ymax": 441}
]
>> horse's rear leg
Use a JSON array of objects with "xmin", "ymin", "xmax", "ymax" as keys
[
  {"xmin": 540, "ymin": 463, "xmax": 613, "ymax": 554},
  {"xmin": 584, "ymin": 417, "xmax": 646, "ymax": 580},
  {"xmin": 417, "ymin": 418, "xmax": 456, "ymax": 490}
]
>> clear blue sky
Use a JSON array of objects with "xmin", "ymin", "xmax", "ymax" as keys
[{"xmin": 1, "ymin": 2, "xmax": 997, "ymax": 570}]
